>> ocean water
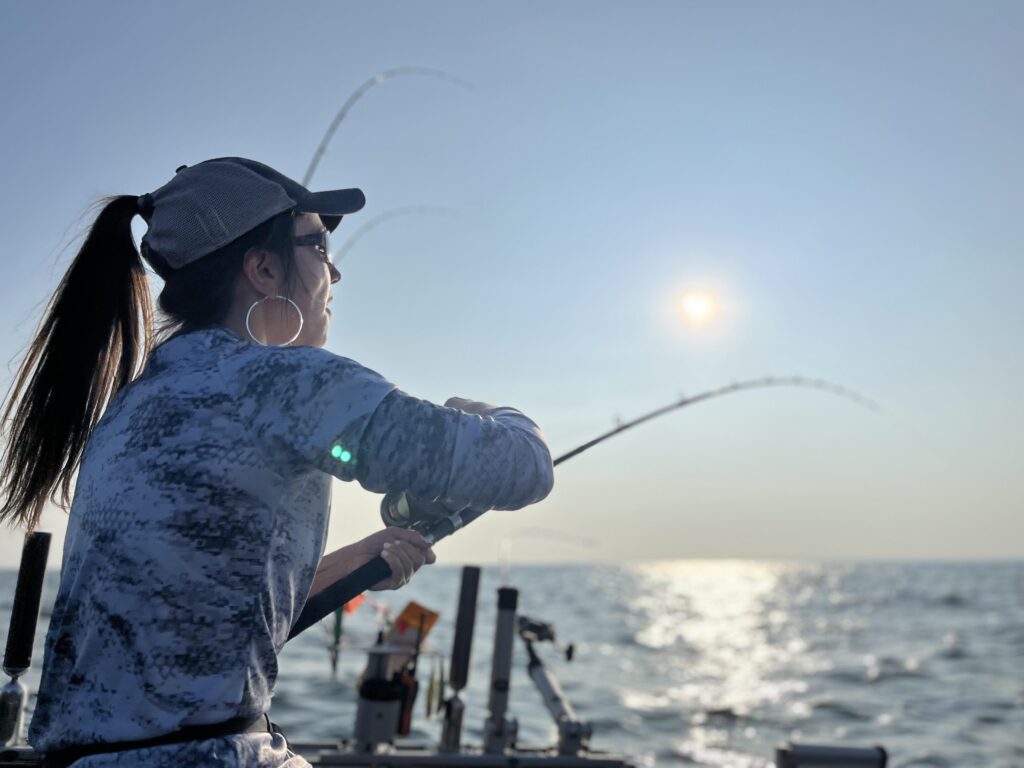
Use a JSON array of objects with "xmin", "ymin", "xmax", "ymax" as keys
[{"xmin": 1, "ymin": 561, "xmax": 1021, "ymax": 768}]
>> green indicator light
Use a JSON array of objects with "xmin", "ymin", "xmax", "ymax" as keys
[
  {"xmin": 340, "ymin": 450, "xmax": 352, "ymax": 463},
  {"xmin": 331, "ymin": 445, "xmax": 343, "ymax": 459}
]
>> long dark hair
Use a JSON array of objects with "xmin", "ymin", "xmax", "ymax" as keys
[{"xmin": 0, "ymin": 198, "xmax": 295, "ymax": 530}]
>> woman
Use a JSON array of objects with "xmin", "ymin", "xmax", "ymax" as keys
[{"xmin": 0, "ymin": 157, "xmax": 554, "ymax": 766}]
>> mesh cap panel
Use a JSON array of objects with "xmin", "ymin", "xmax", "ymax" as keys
[{"xmin": 143, "ymin": 162, "xmax": 297, "ymax": 269}]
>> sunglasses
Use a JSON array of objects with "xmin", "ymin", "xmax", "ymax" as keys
[{"xmin": 294, "ymin": 230, "xmax": 331, "ymax": 263}]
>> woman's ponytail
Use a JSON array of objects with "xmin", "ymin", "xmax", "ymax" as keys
[{"xmin": 0, "ymin": 195, "xmax": 153, "ymax": 530}]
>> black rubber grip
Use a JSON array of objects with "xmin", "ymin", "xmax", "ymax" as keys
[
  {"xmin": 448, "ymin": 566, "xmax": 480, "ymax": 691},
  {"xmin": 3, "ymin": 531, "xmax": 51, "ymax": 673},
  {"xmin": 287, "ymin": 555, "xmax": 391, "ymax": 641},
  {"xmin": 497, "ymin": 586, "xmax": 518, "ymax": 611}
]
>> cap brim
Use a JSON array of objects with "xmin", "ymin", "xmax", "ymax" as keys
[
  {"xmin": 298, "ymin": 189, "xmax": 364, "ymax": 233},
  {"xmin": 297, "ymin": 188, "xmax": 366, "ymax": 217}
]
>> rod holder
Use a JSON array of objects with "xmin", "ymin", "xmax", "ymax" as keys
[
  {"xmin": 439, "ymin": 566, "xmax": 480, "ymax": 753},
  {"xmin": 776, "ymin": 743, "xmax": 887, "ymax": 767},
  {"xmin": 483, "ymin": 587, "xmax": 518, "ymax": 753},
  {"xmin": 448, "ymin": 566, "xmax": 480, "ymax": 692},
  {"xmin": 2, "ymin": 532, "xmax": 51, "ymax": 747}
]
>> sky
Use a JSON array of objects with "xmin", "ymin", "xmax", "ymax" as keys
[{"xmin": 0, "ymin": 1, "xmax": 1021, "ymax": 568}]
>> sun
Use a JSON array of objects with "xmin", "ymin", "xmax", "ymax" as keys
[{"xmin": 678, "ymin": 289, "xmax": 719, "ymax": 327}]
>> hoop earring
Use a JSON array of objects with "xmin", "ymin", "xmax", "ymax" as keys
[{"xmin": 245, "ymin": 295, "xmax": 304, "ymax": 346}]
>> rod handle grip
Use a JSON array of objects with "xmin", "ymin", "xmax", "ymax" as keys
[{"xmin": 287, "ymin": 555, "xmax": 390, "ymax": 641}]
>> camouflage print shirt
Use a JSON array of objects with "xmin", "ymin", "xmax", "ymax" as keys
[{"xmin": 28, "ymin": 326, "xmax": 554, "ymax": 766}]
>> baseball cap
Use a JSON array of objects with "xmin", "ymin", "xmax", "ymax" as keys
[{"xmin": 139, "ymin": 157, "xmax": 365, "ymax": 270}]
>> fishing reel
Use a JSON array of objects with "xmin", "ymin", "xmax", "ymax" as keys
[{"xmin": 380, "ymin": 492, "xmax": 485, "ymax": 544}]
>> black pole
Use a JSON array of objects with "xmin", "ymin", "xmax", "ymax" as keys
[
  {"xmin": 3, "ymin": 532, "xmax": 51, "ymax": 676},
  {"xmin": 448, "ymin": 566, "xmax": 481, "ymax": 692}
]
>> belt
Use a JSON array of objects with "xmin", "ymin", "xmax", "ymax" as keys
[{"xmin": 42, "ymin": 712, "xmax": 287, "ymax": 768}]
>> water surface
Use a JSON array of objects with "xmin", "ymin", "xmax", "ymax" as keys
[{"xmin": 2, "ymin": 561, "xmax": 1021, "ymax": 767}]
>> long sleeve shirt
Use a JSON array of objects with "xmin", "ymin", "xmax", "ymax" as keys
[{"xmin": 28, "ymin": 326, "xmax": 553, "ymax": 766}]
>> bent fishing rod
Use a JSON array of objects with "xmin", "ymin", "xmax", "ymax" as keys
[{"xmin": 288, "ymin": 375, "xmax": 877, "ymax": 640}]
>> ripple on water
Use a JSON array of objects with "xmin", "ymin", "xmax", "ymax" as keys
[
  {"xmin": 655, "ymin": 746, "xmax": 699, "ymax": 765},
  {"xmin": 699, "ymin": 707, "xmax": 744, "ymax": 723},
  {"xmin": 934, "ymin": 645, "xmax": 969, "ymax": 660},
  {"xmin": 822, "ymin": 654, "xmax": 928, "ymax": 685},
  {"xmin": 900, "ymin": 752, "xmax": 955, "ymax": 768},
  {"xmin": 973, "ymin": 705, "xmax": 1009, "ymax": 726},
  {"xmin": 810, "ymin": 699, "xmax": 872, "ymax": 722},
  {"xmin": 934, "ymin": 592, "xmax": 968, "ymax": 608},
  {"xmin": 671, "ymin": 738, "xmax": 771, "ymax": 768},
  {"xmin": 585, "ymin": 715, "xmax": 643, "ymax": 735}
]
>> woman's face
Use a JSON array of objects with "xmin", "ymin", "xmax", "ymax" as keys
[{"xmin": 290, "ymin": 213, "xmax": 341, "ymax": 347}]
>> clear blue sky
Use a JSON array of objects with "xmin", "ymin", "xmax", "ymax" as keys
[{"xmin": 1, "ymin": 1, "xmax": 1021, "ymax": 567}]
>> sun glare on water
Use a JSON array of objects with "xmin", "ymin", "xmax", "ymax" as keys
[{"xmin": 679, "ymin": 289, "xmax": 719, "ymax": 327}]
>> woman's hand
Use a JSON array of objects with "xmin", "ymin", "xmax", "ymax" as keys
[
  {"xmin": 351, "ymin": 527, "xmax": 437, "ymax": 591},
  {"xmin": 308, "ymin": 528, "xmax": 436, "ymax": 600}
]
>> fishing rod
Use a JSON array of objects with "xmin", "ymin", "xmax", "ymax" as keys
[
  {"xmin": 303, "ymin": 66, "xmax": 474, "ymax": 186},
  {"xmin": 288, "ymin": 376, "xmax": 876, "ymax": 640},
  {"xmin": 553, "ymin": 375, "xmax": 877, "ymax": 465}
]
